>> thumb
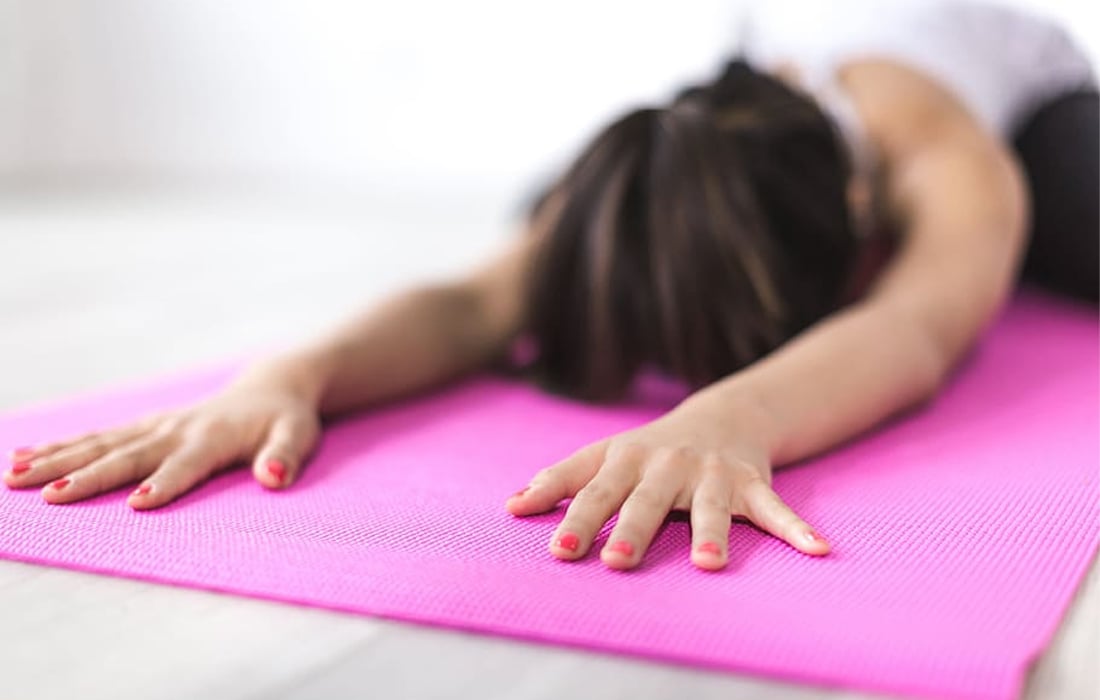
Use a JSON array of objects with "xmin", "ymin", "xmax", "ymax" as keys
[{"xmin": 253, "ymin": 411, "xmax": 321, "ymax": 489}]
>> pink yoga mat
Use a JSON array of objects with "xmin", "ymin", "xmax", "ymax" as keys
[{"xmin": 1, "ymin": 292, "xmax": 1097, "ymax": 700}]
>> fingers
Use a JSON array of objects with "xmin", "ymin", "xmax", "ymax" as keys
[
  {"xmin": 547, "ymin": 451, "xmax": 641, "ymax": 560},
  {"xmin": 8, "ymin": 440, "xmax": 78, "ymax": 465},
  {"xmin": 8, "ymin": 431, "xmax": 118, "ymax": 466},
  {"xmin": 738, "ymin": 476, "xmax": 830, "ymax": 555},
  {"xmin": 128, "ymin": 439, "xmax": 229, "ymax": 510},
  {"xmin": 5, "ymin": 415, "xmax": 164, "ymax": 476},
  {"xmin": 508, "ymin": 427, "xmax": 830, "ymax": 570},
  {"xmin": 6, "ymin": 399, "xmax": 322, "ymax": 509},
  {"xmin": 5, "ymin": 428, "xmax": 142, "ymax": 489},
  {"xmin": 41, "ymin": 433, "xmax": 174, "ymax": 505},
  {"xmin": 506, "ymin": 440, "xmax": 609, "ymax": 516},
  {"xmin": 601, "ymin": 453, "xmax": 687, "ymax": 570},
  {"xmin": 251, "ymin": 412, "xmax": 321, "ymax": 489},
  {"xmin": 689, "ymin": 470, "xmax": 734, "ymax": 571}
]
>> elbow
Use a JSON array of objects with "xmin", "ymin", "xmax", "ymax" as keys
[
  {"xmin": 914, "ymin": 355, "xmax": 950, "ymax": 404},
  {"xmin": 871, "ymin": 301, "xmax": 955, "ymax": 404},
  {"xmin": 868, "ymin": 293, "xmax": 984, "ymax": 405},
  {"xmin": 908, "ymin": 327, "xmax": 955, "ymax": 404}
]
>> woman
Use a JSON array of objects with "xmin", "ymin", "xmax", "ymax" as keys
[{"xmin": 6, "ymin": 1, "xmax": 1096, "ymax": 571}]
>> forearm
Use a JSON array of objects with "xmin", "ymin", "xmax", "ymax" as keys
[
  {"xmin": 683, "ymin": 299, "xmax": 951, "ymax": 467},
  {"xmin": 698, "ymin": 61, "xmax": 1022, "ymax": 467},
  {"xmin": 237, "ymin": 284, "xmax": 506, "ymax": 416}
]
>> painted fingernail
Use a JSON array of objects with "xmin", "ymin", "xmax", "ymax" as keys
[
  {"xmin": 555, "ymin": 532, "xmax": 580, "ymax": 552},
  {"xmin": 131, "ymin": 484, "xmax": 152, "ymax": 497},
  {"xmin": 805, "ymin": 529, "xmax": 828, "ymax": 545},
  {"xmin": 608, "ymin": 540, "xmax": 634, "ymax": 556},
  {"xmin": 265, "ymin": 459, "xmax": 286, "ymax": 483},
  {"xmin": 510, "ymin": 486, "xmax": 530, "ymax": 500},
  {"xmin": 9, "ymin": 462, "xmax": 32, "ymax": 475},
  {"xmin": 50, "ymin": 478, "xmax": 70, "ymax": 490},
  {"xmin": 696, "ymin": 541, "xmax": 722, "ymax": 556}
]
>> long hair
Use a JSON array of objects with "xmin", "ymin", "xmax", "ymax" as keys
[{"xmin": 523, "ymin": 59, "xmax": 859, "ymax": 402}]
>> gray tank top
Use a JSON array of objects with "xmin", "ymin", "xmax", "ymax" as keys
[{"xmin": 741, "ymin": 0, "xmax": 1095, "ymax": 242}]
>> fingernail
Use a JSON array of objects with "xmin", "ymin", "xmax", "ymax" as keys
[
  {"xmin": 696, "ymin": 541, "xmax": 722, "ymax": 556},
  {"xmin": 50, "ymin": 478, "xmax": 70, "ymax": 490},
  {"xmin": 510, "ymin": 486, "xmax": 530, "ymax": 500},
  {"xmin": 9, "ymin": 462, "xmax": 32, "ymax": 475},
  {"xmin": 805, "ymin": 529, "xmax": 828, "ymax": 545},
  {"xmin": 9, "ymin": 446, "xmax": 35, "ymax": 461},
  {"xmin": 265, "ymin": 459, "xmax": 286, "ymax": 483},
  {"xmin": 608, "ymin": 540, "xmax": 634, "ymax": 556},
  {"xmin": 555, "ymin": 532, "xmax": 580, "ymax": 552},
  {"xmin": 131, "ymin": 484, "xmax": 152, "ymax": 497}
]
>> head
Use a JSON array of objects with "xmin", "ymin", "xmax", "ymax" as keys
[{"xmin": 523, "ymin": 59, "xmax": 859, "ymax": 402}]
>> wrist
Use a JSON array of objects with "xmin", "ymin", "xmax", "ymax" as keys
[
  {"xmin": 675, "ymin": 378, "xmax": 784, "ymax": 462},
  {"xmin": 232, "ymin": 348, "xmax": 336, "ymax": 408}
]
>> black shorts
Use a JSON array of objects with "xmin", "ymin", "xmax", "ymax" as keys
[{"xmin": 1012, "ymin": 89, "xmax": 1099, "ymax": 302}]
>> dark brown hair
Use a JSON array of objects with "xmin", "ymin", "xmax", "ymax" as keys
[{"xmin": 522, "ymin": 59, "xmax": 859, "ymax": 402}]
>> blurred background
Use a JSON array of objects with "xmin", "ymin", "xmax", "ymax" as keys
[{"xmin": 0, "ymin": 0, "xmax": 1097, "ymax": 407}]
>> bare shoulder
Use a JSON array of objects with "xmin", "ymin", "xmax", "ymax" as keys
[
  {"xmin": 836, "ymin": 59, "xmax": 995, "ymax": 159},
  {"xmin": 835, "ymin": 58, "xmax": 1024, "ymax": 227},
  {"xmin": 834, "ymin": 59, "xmax": 1028, "ymax": 346}
]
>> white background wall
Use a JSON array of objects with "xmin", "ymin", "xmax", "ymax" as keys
[
  {"xmin": 0, "ymin": 0, "xmax": 741, "ymax": 197},
  {"xmin": 1, "ymin": 0, "xmax": 1093, "ymax": 200}
]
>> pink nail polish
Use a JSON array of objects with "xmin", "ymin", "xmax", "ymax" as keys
[
  {"xmin": 131, "ymin": 484, "xmax": 152, "ymax": 497},
  {"xmin": 510, "ymin": 486, "xmax": 530, "ymax": 499},
  {"xmin": 10, "ymin": 462, "xmax": 32, "ymax": 475},
  {"xmin": 696, "ymin": 541, "xmax": 722, "ymax": 556},
  {"xmin": 805, "ymin": 529, "xmax": 829, "ymax": 545},
  {"xmin": 50, "ymin": 478, "xmax": 70, "ymax": 490},
  {"xmin": 608, "ymin": 540, "xmax": 634, "ymax": 556},
  {"xmin": 265, "ymin": 459, "xmax": 286, "ymax": 482},
  {"xmin": 555, "ymin": 532, "xmax": 580, "ymax": 552}
]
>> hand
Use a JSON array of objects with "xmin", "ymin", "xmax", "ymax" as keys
[
  {"xmin": 505, "ymin": 399, "xmax": 830, "ymax": 571},
  {"xmin": 4, "ymin": 369, "xmax": 322, "ymax": 509}
]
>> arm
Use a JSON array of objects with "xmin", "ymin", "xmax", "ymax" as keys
[
  {"xmin": 507, "ymin": 61, "xmax": 1029, "ymax": 572},
  {"xmin": 8, "ymin": 230, "xmax": 534, "ymax": 509},
  {"xmin": 237, "ymin": 233, "xmax": 534, "ymax": 417},
  {"xmin": 683, "ymin": 59, "xmax": 1028, "ymax": 466}
]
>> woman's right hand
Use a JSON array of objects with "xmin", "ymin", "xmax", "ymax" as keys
[{"xmin": 3, "ymin": 371, "xmax": 323, "ymax": 509}]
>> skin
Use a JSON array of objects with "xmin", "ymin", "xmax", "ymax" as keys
[{"xmin": 4, "ymin": 59, "xmax": 1026, "ymax": 572}]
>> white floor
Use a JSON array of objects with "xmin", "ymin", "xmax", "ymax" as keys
[{"xmin": 1, "ymin": 186, "xmax": 1096, "ymax": 700}]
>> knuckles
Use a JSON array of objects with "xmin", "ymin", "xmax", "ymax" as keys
[
  {"xmin": 80, "ymin": 436, "xmax": 110, "ymax": 455},
  {"xmin": 151, "ymin": 417, "xmax": 186, "ymax": 440},
  {"xmin": 572, "ymin": 481, "xmax": 617, "ymax": 507},
  {"xmin": 610, "ymin": 441, "xmax": 705, "ymax": 468},
  {"xmin": 607, "ymin": 440, "xmax": 648, "ymax": 464},
  {"xmin": 693, "ymin": 492, "xmax": 732, "ymax": 513},
  {"xmin": 625, "ymin": 486, "xmax": 667, "ymax": 509}
]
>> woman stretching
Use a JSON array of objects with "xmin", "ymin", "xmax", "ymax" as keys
[{"xmin": 6, "ymin": 0, "xmax": 1096, "ymax": 571}]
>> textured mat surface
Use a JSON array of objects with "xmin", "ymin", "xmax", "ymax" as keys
[{"xmin": 1, "ymin": 293, "xmax": 1097, "ymax": 700}]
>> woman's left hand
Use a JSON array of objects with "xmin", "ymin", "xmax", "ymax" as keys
[{"xmin": 505, "ymin": 398, "xmax": 831, "ymax": 571}]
